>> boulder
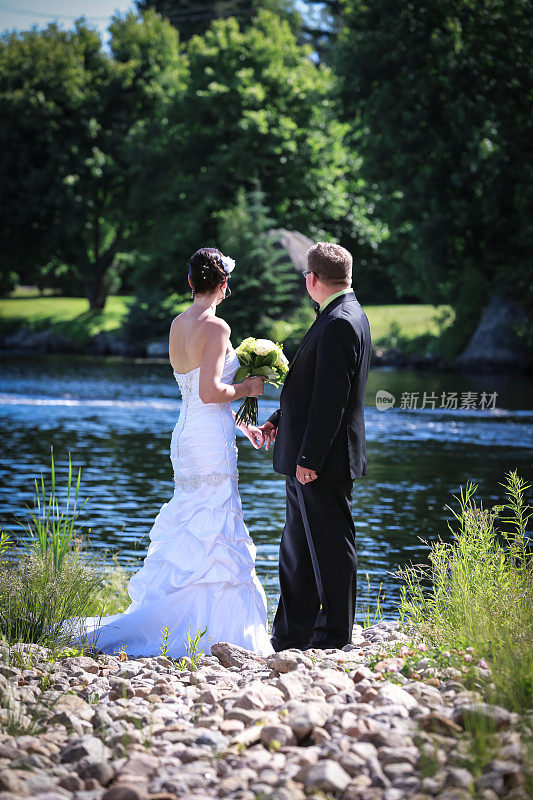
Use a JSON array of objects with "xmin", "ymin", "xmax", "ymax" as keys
[
  {"xmin": 455, "ymin": 293, "xmax": 532, "ymax": 374},
  {"xmin": 211, "ymin": 642, "xmax": 266, "ymax": 670}
]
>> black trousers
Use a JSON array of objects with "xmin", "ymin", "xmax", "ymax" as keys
[{"xmin": 271, "ymin": 475, "xmax": 357, "ymax": 651}]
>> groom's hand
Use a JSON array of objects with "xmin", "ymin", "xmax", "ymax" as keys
[
  {"xmin": 240, "ymin": 424, "xmax": 265, "ymax": 449},
  {"xmin": 296, "ymin": 465, "xmax": 318, "ymax": 484},
  {"xmin": 260, "ymin": 421, "xmax": 277, "ymax": 451}
]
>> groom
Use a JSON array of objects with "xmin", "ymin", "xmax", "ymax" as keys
[{"xmin": 261, "ymin": 242, "xmax": 371, "ymax": 651}]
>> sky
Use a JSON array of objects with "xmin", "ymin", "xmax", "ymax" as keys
[
  {"xmin": 0, "ymin": 1, "xmax": 313, "ymax": 43},
  {"xmin": 0, "ymin": 0, "xmax": 137, "ymax": 43}
]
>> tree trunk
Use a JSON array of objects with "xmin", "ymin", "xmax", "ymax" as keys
[
  {"xmin": 85, "ymin": 272, "xmax": 108, "ymax": 310},
  {"xmin": 82, "ymin": 220, "xmax": 122, "ymax": 310},
  {"xmin": 83, "ymin": 252, "xmax": 115, "ymax": 310}
]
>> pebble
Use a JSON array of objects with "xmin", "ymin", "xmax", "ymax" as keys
[{"xmin": 0, "ymin": 620, "xmax": 527, "ymax": 800}]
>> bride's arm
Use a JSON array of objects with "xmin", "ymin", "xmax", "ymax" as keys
[{"xmin": 199, "ymin": 319, "xmax": 264, "ymax": 404}]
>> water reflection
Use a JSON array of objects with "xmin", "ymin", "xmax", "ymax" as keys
[{"xmin": 0, "ymin": 354, "xmax": 531, "ymax": 618}]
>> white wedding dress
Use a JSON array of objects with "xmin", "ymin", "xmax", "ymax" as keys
[{"xmin": 76, "ymin": 349, "xmax": 273, "ymax": 658}]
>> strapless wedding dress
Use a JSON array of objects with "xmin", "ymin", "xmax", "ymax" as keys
[{"xmin": 77, "ymin": 350, "xmax": 273, "ymax": 658}]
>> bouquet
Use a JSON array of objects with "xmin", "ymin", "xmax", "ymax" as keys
[{"xmin": 234, "ymin": 338, "xmax": 289, "ymax": 426}]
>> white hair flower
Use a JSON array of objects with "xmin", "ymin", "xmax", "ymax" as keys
[{"xmin": 220, "ymin": 255, "xmax": 235, "ymax": 274}]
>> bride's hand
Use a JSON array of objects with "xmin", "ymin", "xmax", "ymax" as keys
[
  {"xmin": 239, "ymin": 423, "xmax": 265, "ymax": 449},
  {"xmin": 244, "ymin": 376, "xmax": 265, "ymax": 397}
]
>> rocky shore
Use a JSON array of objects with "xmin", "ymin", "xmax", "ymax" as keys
[
  {"xmin": 0, "ymin": 327, "xmax": 445, "ymax": 371},
  {"xmin": 0, "ymin": 620, "xmax": 530, "ymax": 800}
]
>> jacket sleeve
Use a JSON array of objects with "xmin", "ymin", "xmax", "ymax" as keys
[
  {"xmin": 267, "ymin": 409, "xmax": 280, "ymax": 427},
  {"xmin": 297, "ymin": 318, "xmax": 357, "ymax": 473}
]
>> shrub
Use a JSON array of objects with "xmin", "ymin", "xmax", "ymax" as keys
[{"xmin": 397, "ymin": 470, "xmax": 533, "ymax": 711}]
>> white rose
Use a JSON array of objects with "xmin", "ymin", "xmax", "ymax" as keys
[
  {"xmin": 254, "ymin": 339, "xmax": 276, "ymax": 356},
  {"xmin": 275, "ymin": 351, "xmax": 289, "ymax": 369}
]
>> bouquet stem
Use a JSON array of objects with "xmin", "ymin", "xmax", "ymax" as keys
[{"xmin": 235, "ymin": 397, "xmax": 258, "ymax": 427}]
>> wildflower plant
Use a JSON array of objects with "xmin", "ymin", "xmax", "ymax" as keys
[{"xmin": 396, "ymin": 470, "xmax": 532, "ymax": 711}]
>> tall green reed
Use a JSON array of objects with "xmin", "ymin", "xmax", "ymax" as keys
[
  {"xmin": 28, "ymin": 447, "xmax": 87, "ymax": 571},
  {"xmin": 397, "ymin": 470, "xmax": 532, "ymax": 711},
  {"xmin": 0, "ymin": 451, "xmax": 107, "ymax": 653}
]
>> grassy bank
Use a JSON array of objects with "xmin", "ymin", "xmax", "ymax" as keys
[
  {"xmin": 0, "ymin": 290, "xmax": 453, "ymax": 354},
  {"xmin": 0, "ymin": 452, "xmax": 135, "ymax": 655},
  {"xmin": 395, "ymin": 470, "xmax": 533, "ymax": 713}
]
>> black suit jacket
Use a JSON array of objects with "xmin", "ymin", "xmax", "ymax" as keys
[{"xmin": 268, "ymin": 291, "xmax": 371, "ymax": 481}]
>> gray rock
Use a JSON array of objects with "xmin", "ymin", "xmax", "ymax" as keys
[
  {"xmin": 109, "ymin": 677, "xmax": 135, "ymax": 700},
  {"xmin": 101, "ymin": 785, "xmax": 147, "ymax": 800},
  {"xmin": 194, "ymin": 728, "xmax": 229, "ymax": 750},
  {"xmin": 297, "ymin": 760, "xmax": 351, "ymax": 792},
  {"xmin": 374, "ymin": 681, "xmax": 419, "ymax": 710},
  {"xmin": 288, "ymin": 702, "xmax": 330, "ymax": 740},
  {"xmin": 382, "ymin": 762, "xmax": 414, "ymax": 781},
  {"xmin": 260, "ymin": 724, "xmax": 297, "ymax": 748},
  {"xmin": 452, "ymin": 702, "xmax": 516, "ymax": 730},
  {"xmin": 266, "ymin": 650, "xmax": 312, "ymax": 673},
  {"xmin": 0, "ymin": 772, "xmax": 30, "ymax": 796},
  {"xmin": 61, "ymin": 656, "xmax": 99, "ymax": 674},
  {"xmin": 455, "ymin": 293, "xmax": 532, "ymax": 374},
  {"xmin": 77, "ymin": 759, "xmax": 115, "ymax": 786},
  {"xmin": 211, "ymin": 642, "xmax": 267, "ymax": 670},
  {"xmin": 59, "ymin": 735, "xmax": 111, "ymax": 764},
  {"xmin": 444, "ymin": 767, "xmax": 475, "ymax": 790},
  {"xmin": 275, "ymin": 671, "xmax": 307, "ymax": 700}
]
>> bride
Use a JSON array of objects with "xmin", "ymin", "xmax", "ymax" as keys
[{"xmin": 77, "ymin": 248, "xmax": 274, "ymax": 658}]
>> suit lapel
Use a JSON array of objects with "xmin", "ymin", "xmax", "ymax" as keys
[{"xmin": 285, "ymin": 291, "xmax": 356, "ymax": 379}]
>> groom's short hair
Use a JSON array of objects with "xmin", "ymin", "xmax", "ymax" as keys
[{"xmin": 307, "ymin": 242, "xmax": 352, "ymax": 286}]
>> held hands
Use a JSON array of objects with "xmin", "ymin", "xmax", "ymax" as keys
[
  {"xmin": 260, "ymin": 420, "xmax": 277, "ymax": 451},
  {"xmin": 239, "ymin": 423, "xmax": 265, "ymax": 449}
]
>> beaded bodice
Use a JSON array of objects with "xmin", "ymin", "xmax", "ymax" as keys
[{"xmin": 171, "ymin": 349, "xmax": 240, "ymax": 492}]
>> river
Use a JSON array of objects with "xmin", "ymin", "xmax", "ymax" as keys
[{"xmin": 0, "ymin": 353, "xmax": 531, "ymax": 620}]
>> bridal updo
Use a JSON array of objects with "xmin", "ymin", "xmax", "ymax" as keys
[{"xmin": 189, "ymin": 248, "xmax": 229, "ymax": 295}]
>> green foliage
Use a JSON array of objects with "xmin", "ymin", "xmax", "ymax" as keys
[
  {"xmin": 28, "ymin": 448, "xmax": 86, "ymax": 572},
  {"xmin": 336, "ymin": 0, "xmax": 533, "ymax": 345},
  {"xmin": 0, "ymin": 12, "xmax": 187, "ymax": 309},
  {"xmin": 122, "ymin": 291, "xmax": 188, "ymax": 343},
  {"xmin": 0, "ymin": 452, "xmax": 137, "ymax": 653},
  {"xmin": 0, "ymin": 549, "xmax": 101, "ymax": 652},
  {"xmin": 397, "ymin": 470, "xmax": 533, "ymax": 711},
  {"xmin": 358, "ymin": 572, "xmax": 385, "ymax": 629},
  {"xmin": 139, "ymin": 9, "xmax": 371, "ymax": 288},
  {"xmin": 218, "ymin": 185, "xmax": 299, "ymax": 341},
  {"xmin": 159, "ymin": 626, "xmax": 171, "ymax": 656},
  {"xmin": 176, "ymin": 625, "xmax": 208, "ymax": 670}
]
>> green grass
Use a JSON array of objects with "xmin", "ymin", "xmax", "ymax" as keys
[
  {"xmin": 397, "ymin": 469, "xmax": 533, "ymax": 713},
  {"xmin": 0, "ymin": 293, "xmax": 134, "ymax": 345},
  {"xmin": 365, "ymin": 303, "xmax": 454, "ymax": 344},
  {"xmin": 0, "ymin": 292, "xmax": 453, "ymax": 351},
  {"xmin": 0, "ymin": 450, "xmax": 137, "ymax": 654}
]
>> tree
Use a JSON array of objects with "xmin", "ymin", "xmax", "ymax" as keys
[
  {"xmin": 135, "ymin": 0, "xmax": 300, "ymax": 40},
  {"xmin": 0, "ymin": 12, "xmax": 187, "ymax": 308},
  {"xmin": 336, "ymin": 0, "xmax": 533, "ymax": 344},
  {"xmin": 133, "ymin": 10, "xmax": 380, "ymax": 293},
  {"xmin": 217, "ymin": 185, "xmax": 299, "ymax": 341}
]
